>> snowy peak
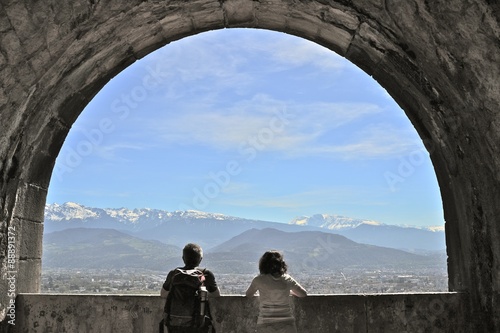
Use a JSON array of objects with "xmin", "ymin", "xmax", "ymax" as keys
[
  {"xmin": 289, "ymin": 213, "xmax": 382, "ymax": 230},
  {"xmin": 289, "ymin": 213, "xmax": 444, "ymax": 232},
  {"xmin": 44, "ymin": 203, "xmax": 239, "ymax": 225},
  {"xmin": 45, "ymin": 202, "xmax": 100, "ymax": 221}
]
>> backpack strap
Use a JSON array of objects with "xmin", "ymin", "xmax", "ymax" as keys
[
  {"xmin": 200, "ymin": 268, "xmax": 206, "ymax": 285},
  {"xmin": 164, "ymin": 268, "xmax": 184, "ymax": 327}
]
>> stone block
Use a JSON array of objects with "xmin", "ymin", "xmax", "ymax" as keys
[
  {"xmin": 223, "ymin": 0, "xmax": 256, "ymax": 27},
  {"xmin": 4, "ymin": 1, "xmax": 37, "ymax": 40},
  {"xmin": 11, "ymin": 182, "xmax": 47, "ymax": 223},
  {"xmin": 0, "ymin": 6, "xmax": 11, "ymax": 33},
  {"xmin": 317, "ymin": 25, "xmax": 354, "ymax": 57},
  {"xmin": 17, "ymin": 258, "xmax": 41, "ymax": 293},
  {"xmin": 366, "ymin": 293, "xmax": 467, "ymax": 333},
  {"xmin": 11, "ymin": 217, "xmax": 43, "ymax": 260},
  {"xmin": 254, "ymin": 2, "xmax": 287, "ymax": 32},
  {"xmin": 28, "ymin": 47, "xmax": 52, "ymax": 79},
  {"xmin": 286, "ymin": 10, "xmax": 322, "ymax": 41},
  {"xmin": 159, "ymin": 12, "xmax": 194, "ymax": 43},
  {"xmin": 0, "ymin": 65, "xmax": 17, "ymax": 90},
  {"xmin": 0, "ymin": 29, "xmax": 23, "ymax": 65},
  {"xmin": 13, "ymin": 62, "xmax": 36, "ymax": 89},
  {"xmin": 346, "ymin": 21, "xmax": 397, "ymax": 76},
  {"xmin": 126, "ymin": 24, "xmax": 167, "ymax": 60},
  {"xmin": 188, "ymin": 0, "xmax": 225, "ymax": 30},
  {"xmin": 320, "ymin": 6, "xmax": 360, "ymax": 31},
  {"xmin": 26, "ymin": 120, "xmax": 69, "ymax": 188},
  {"xmin": 0, "ymin": 46, "xmax": 5, "ymax": 67},
  {"xmin": 295, "ymin": 295, "xmax": 366, "ymax": 332},
  {"xmin": 51, "ymin": 86, "xmax": 90, "ymax": 128},
  {"xmin": 210, "ymin": 296, "xmax": 259, "ymax": 332},
  {"xmin": 0, "ymin": 87, "xmax": 6, "ymax": 108}
]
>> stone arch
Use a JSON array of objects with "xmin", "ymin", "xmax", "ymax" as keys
[{"xmin": 1, "ymin": 1, "xmax": 499, "ymax": 331}]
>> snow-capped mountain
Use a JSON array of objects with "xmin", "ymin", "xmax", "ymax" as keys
[
  {"xmin": 45, "ymin": 202, "xmax": 239, "ymax": 228},
  {"xmin": 289, "ymin": 213, "xmax": 444, "ymax": 233},
  {"xmin": 44, "ymin": 202, "xmax": 446, "ymax": 252},
  {"xmin": 289, "ymin": 213, "xmax": 445, "ymax": 252},
  {"xmin": 290, "ymin": 213, "xmax": 382, "ymax": 230}
]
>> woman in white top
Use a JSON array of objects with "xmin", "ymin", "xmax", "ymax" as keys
[{"xmin": 245, "ymin": 250, "xmax": 307, "ymax": 333}]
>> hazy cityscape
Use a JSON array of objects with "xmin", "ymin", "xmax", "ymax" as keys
[{"xmin": 41, "ymin": 266, "xmax": 448, "ymax": 295}]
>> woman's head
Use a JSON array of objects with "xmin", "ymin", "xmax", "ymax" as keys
[{"xmin": 259, "ymin": 250, "xmax": 288, "ymax": 275}]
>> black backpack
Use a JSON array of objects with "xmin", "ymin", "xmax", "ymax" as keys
[{"xmin": 162, "ymin": 268, "xmax": 215, "ymax": 332}]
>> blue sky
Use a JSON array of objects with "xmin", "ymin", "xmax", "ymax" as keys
[{"xmin": 47, "ymin": 28, "xmax": 444, "ymax": 227}]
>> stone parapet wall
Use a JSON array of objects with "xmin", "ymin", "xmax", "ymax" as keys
[{"xmin": 6, "ymin": 292, "xmax": 468, "ymax": 333}]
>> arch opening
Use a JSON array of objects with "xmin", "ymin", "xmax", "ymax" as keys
[{"xmin": 43, "ymin": 28, "xmax": 447, "ymax": 296}]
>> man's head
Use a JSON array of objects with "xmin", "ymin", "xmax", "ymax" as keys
[{"xmin": 182, "ymin": 243, "xmax": 203, "ymax": 268}]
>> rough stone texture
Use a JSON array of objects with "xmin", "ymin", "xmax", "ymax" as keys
[
  {"xmin": 0, "ymin": 0, "xmax": 499, "ymax": 331},
  {"xmin": 8, "ymin": 293, "xmax": 467, "ymax": 333}
]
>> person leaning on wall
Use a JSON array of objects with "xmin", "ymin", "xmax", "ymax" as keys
[{"xmin": 246, "ymin": 250, "xmax": 307, "ymax": 333}]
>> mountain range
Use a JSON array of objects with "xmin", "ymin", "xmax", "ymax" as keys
[
  {"xmin": 44, "ymin": 202, "xmax": 446, "ymax": 252},
  {"xmin": 41, "ymin": 202, "xmax": 447, "ymax": 272}
]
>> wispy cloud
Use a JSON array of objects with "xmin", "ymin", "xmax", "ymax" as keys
[
  {"xmin": 289, "ymin": 124, "xmax": 421, "ymax": 160},
  {"xmin": 208, "ymin": 29, "xmax": 349, "ymax": 71},
  {"xmin": 144, "ymin": 29, "xmax": 346, "ymax": 94},
  {"xmin": 263, "ymin": 35, "xmax": 348, "ymax": 70},
  {"xmin": 94, "ymin": 143, "xmax": 146, "ymax": 161},
  {"xmin": 131, "ymin": 29, "xmax": 419, "ymax": 160},
  {"xmin": 147, "ymin": 93, "xmax": 417, "ymax": 159}
]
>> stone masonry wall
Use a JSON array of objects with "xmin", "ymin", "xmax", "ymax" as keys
[
  {"xmin": 7, "ymin": 293, "xmax": 467, "ymax": 333},
  {"xmin": 0, "ymin": 0, "xmax": 499, "ymax": 331}
]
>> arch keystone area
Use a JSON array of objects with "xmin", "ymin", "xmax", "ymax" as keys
[{"xmin": 1, "ymin": 1, "xmax": 499, "ymax": 331}]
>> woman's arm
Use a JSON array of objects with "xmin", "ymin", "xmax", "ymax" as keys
[
  {"xmin": 290, "ymin": 286, "xmax": 307, "ymax": 298},
  {"xmin": 245, "ymin": 279, "xmax": 258, "ymax": 297},
  {"xmin": 288, "ymin": 275, "xmax": 307, "ymax": 297}
]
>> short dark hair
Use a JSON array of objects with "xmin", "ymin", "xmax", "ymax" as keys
[
  {"xmin": 259, "ymin": 250, "xmax": 288, "ymax": 275},
  {"xmin": 182, "ymin": 243, "xmax": 203, "ymax": 267}
]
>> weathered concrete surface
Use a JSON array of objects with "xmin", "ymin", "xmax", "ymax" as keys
[
  {"xmin": 6, "ymin": 293, "xmax": 467, "ymax": 333},
  {"xmin": 0, "ymin": 0, "xmax": 499, "ymax": 331}
]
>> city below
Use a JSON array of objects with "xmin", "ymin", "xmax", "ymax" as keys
[{"xmin": 41, "ymin": 266, "xmax": 448, "ymax": 295}]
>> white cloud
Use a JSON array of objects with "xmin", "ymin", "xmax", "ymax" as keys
[
  {"xmin": 129, "ymin": 29, "xmax": 422, "ymax": 160},
  {"xmin": 148, "ymin": 94, "xmax": 418, "ymax": 160},
  {"xmin": 145, "ymin": 28, "xmax": 346, "ymax": 92},
  {"xmin": 267, "ymin": 36, "xmax": 348, "ymax": 70},
  {"xmin": 223, "ymin": 29, "xmax": 347, "ymax": 71},
  {"xmin": 93, "ymin": 143, "xmax": 146, "ymax": 161},
  {"xmin": 290, "ymin": 124, "xmax": 422, "ymax": 160}
]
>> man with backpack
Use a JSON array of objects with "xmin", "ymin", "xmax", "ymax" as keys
[{"xmin": 160, "ymin": 243, "xmax": 220, "ymax": 333}]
